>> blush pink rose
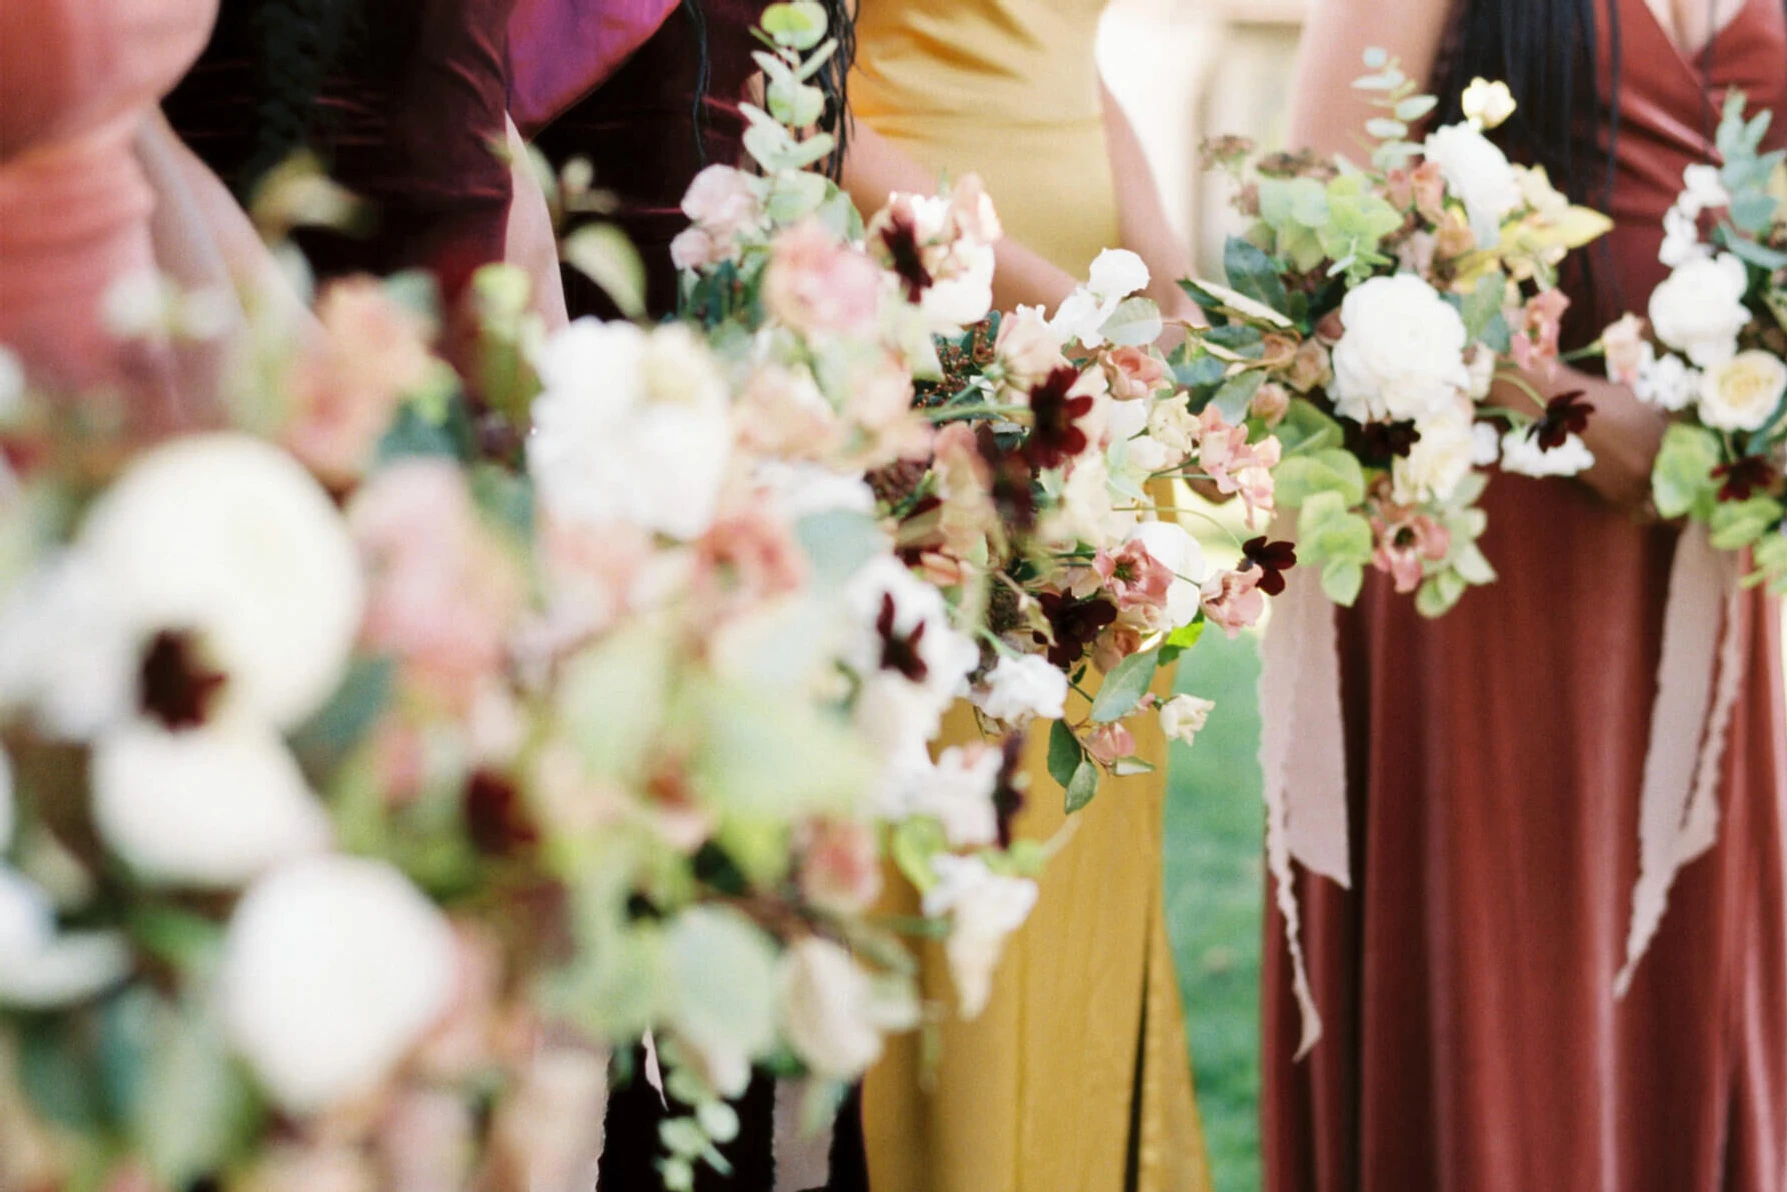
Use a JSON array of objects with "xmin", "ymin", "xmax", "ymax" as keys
[
  {"xmin": 1105, "ymin": 346, "xmax": 1167, "ymax": 401},
  {"xmin": 764, "ymin": 220, "xmax": 884, "ymax": 338}
]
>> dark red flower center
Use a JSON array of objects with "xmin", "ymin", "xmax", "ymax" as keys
[
  {"xmin": 876, "ymin": 592, "xmax": 931, "ymax": 683},
  {"xmin": 139, "ymin": 629, "xmax": 227, "ymax": 731},
  {"xmin": 465, "ymin": 769, "xmax": 539, "ymax": 856},
  {"xmin": 879, "ymin": 212, "xmax": 934, "ymax": 304}
]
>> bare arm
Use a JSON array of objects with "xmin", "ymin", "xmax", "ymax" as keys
[
  {"xmin": 1293, "ymin": 0, "xmax": 1664, "ymax": 510},
  {"xmin": 503, "ymin": 117, "xmax": 569, "ymax": 332},
  {"xmin": 841, "ymin": 118, "xmax": 1087, "ymax": 312},
  {"xmin": 1100, "ymin": 83, "xmax": 1197, "ymax": 324}
]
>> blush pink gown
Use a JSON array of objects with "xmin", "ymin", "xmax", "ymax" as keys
[
  {"xmin": 0, "ymin": 0, "xmax": 216, "ymax": 412},
  {"xmin": 1263, "ymin": 2, "xmax": 1787, "ymax": 1190}
]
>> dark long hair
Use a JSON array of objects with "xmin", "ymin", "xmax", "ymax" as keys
[{"xmin": 1431, "ymin": 0, "xmax": 1619, "ymax": 206}]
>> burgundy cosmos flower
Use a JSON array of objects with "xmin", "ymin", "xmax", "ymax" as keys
[
  {"xmin": 1713, "ymin": 455, "xmax": 1779, "ymax": 502},
  {"xmin": 465, "ymin": 769, "xmax": 540, "ymax": 856},
  {"xmin": 1345, "ymin": 417, "xmax": 1421, "ymax": 464},
  {"xmin": 991, "ymin": 734, "xmax": 1027, "ymax": 849},
  {"xmin": 1032, "ymin": 590, "xmax": 1118, "ymax": 668},
  {"xmin": 1528, "ymin": 390, "xmax": 1595, "ymax": 451},
  {"xmin": 1024, "ymin": 366, "xmax": 1096, "ymax": 470},
  {"xmin": 1240, "ymin": 536, "xmax": 1298, "ymax": 597},
  {"xmin": 875, "ymin": 210, "xmax": 933, "ymax": 304},
  {"xmin": 876, "ymin": 593, "xmax": 930, "ymax": 682},
  {"xmin": 139, "ymin": 629, "xmax": 227, "ymax": 730}
]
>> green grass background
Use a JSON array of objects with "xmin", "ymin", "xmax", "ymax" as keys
[{"xmin": 1166, "ymin": 627, "xmax": 1265, "ymax": 1192}]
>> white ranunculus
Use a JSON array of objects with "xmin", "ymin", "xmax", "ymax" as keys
[
  {"xmin": 1698, "ymin": 349, "xmax": 1787, "ymax": 431},
  {"xmin": 1329, "ymin": 274, "xmax": 1471, "ymax": 426},
  {"xmin": 78, "ymin": 434, "xmax": 364, "ymax": 730},
  {"xmin": 909, "ymin": 745, "xmax": 1002, "ymax": 847},
  {"xmin": 1086, "ymin": 249, "xmax": 1151, "ymax": 302},
  {"xmin": 1128, "ymin": 520, "xmax": 1207, "ymax": 627},
  {"xmin": 1158, "ymin": 694, "xmax": 1215, "ymax": 746},
  {"xmin": 0, "ymin": 553, "xmax": 140, "ymax": 739},
  {"xmin": 220, "ymin": 856, "xmax": 456, "ymax": 1114},
  {"xmin": 528, "ymin": 319, "xmax": 733, "ymax": 541},
  {"xmin": 972, "ymin": 654, "xmax": 1068, "ymax": 725},
  {"xmin": 1423, "ymin": 123, "xmax": 1523, "ymax": 248},
  {"xmin": 0, "ymin": 866, "xmax": 130, "ymax": 1008},
  {"xmin": 1392, "ymin": 402, "xmax": 1478, "ymax": 503},
  {"xmin": 779, "ymin": 937, "xmax": 917, "ymax": 1079},
  {"xmin": 1649, "ymin": 253, "xmax": 1750, "ymax": 368},
  {"xmin": 1633, "ymin": 346, "xmax": 1701, "ymax": 412},
  {"xmin": 1499, "ymin": 427, "xmax": 1596, "ymax": 477},
  {"xmin": 921, "ymin": 854, "xmax": 1038, "ymax": 1019},
  {"xmin": 92, "ymin": 719, "xmax": 331, "ymax": 888}
]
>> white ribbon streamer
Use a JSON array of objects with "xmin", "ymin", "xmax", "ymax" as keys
[{"xmin": 1616, "ymin": 524, "xmax": 1743, "ymax": 996}]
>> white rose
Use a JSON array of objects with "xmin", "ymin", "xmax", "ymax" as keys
[
  {"xmin": 0, "ymin": 865, "xmax": 130, "ymax": 1009},
  {"xmin": 921, "ymin": 855, "xmax": 1038, "ymax": 1019},
  {"xmin": 1422, "ymin": 123, "xmax": 1523, "ymax": 248},
  {"xmin": 1330, "ymin": 275, "xmax": 1471, "ymax": 426},
  {"xmin": 1499, "ymin": 427, "xmax": 1596, "ymax": 477},
  {"xmin": 0, "ymin": 553, "xmax": 136, "ymax": 739},
  {"xmin": 1128, "ymin": 519, "xmax": 1207, "ymax": 628},
  {"xmin": 973, "ymin": 654, "xmax": 1069, "ymax": 725},
  {"xmin": 1392, "ymin": 402, "xmax": 1478, "ymax": 503},
  {"xmin": 779, "ymin": 937, "xmax": 917, "ymax": 1079},
  {"xmin": 1087, "ymin": 249, "xmax": 1151, "ymax": 302},
  {"xmin": 1634, "ymin": 347, "xmax": 1701, "ymax": 411},
  {"xmin": 221, "ymin": 856, "xmax": 456, "ymax": 1114},
  {"xmin": 92, "ymin": 719, "xmax": 331, "ymax": 888},
  {"xmin": 78, "ymin": 434, "xmax": 364, "ymax": 730},
  {"xmin": 1697, "ymin": 349, "xmax": 1787, "ymax": 432},
  {"xmin": 528, "ymin": 320, "xmax": 734, "ymax": 541},
  {"xmin": 1158, "ymin": 694, "xmax": 1215, "ymax": 746},
  {"xmin": 1649, "ymin": 253, "xmax": 1750, "ymax": 368}
]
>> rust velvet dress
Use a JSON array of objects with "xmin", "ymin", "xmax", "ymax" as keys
[{"xmin": 1262, "ymin": 2, "xmax": 1787, "ymax": 1190}]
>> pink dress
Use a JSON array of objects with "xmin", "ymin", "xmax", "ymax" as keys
[
  {"xmin": 0, "ymin": 0, "xmax": 215, "ymax": 411},
  {"xmin": 1262, "ymin": 2, "xmax": 1787, "ymax": 1189}
]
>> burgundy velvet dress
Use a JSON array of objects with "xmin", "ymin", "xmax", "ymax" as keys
[
  {"xmin": 162, "ymin": 0, "xmax": 517, "ymax": 307},
  {"xmin": 521, "ymin": 0, "xmax": 765, "ymax": 319},
  {"xmin": 1262, "ymin": 3, "xmax": 1787, "ymax": 1190}
]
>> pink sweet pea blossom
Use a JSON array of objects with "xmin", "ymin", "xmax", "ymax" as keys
[
  {"xmin": 1084, "ymin": 722, "xmax": 1137, "ymax": 767},
  {"xmin": 1510, "ymin": 288, "xmax": 1571, "ymax": 374},
  {"xmin": 1093, "ymin": 539, "xmax": 1174, "ymax": 613},
  {"xmin": 1200, "ymin": 567, "xmax": 1266, "ymax": 638},
  {"xmin": 1601, "ymin": 313, "xmax": 1648, "ymax": 388},
  {"xmin": 1371, "ymin": 509, "xmax": 1452, "ymax": 593},
  {"xmin": 1104, "ymin": 346, "xmax": 1167, "ymax": 401}
]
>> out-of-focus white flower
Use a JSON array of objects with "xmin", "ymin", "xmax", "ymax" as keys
[
  {"xmin": 1128, "ymin": 520, "xmax": 1206, "ymax": 627},
  {"xmin": 0, "ymin": 553, "xmax": 136, "ymax": 739},
  {"xmin": 1471, "ymin": 420, "xmax": 1503, "ymax": 466},
  {"xmin": 0, "ymin": 866, "xmax": 130, "ymax": 1009},
  {"xmin": 754, "ymin": 461, "xmax": 877, "ymax": 521},
  {"xmin": 221, "ymin": 856, "xmax": 456, "ymax": 1114},
  {"xmin": 1499, "ymin": 427, "xmax": 1596, "ymax": 477},
  {"xmin": 1634, "ymin": 347, "xmax": 1701, "ymax": 411},
  {"xmin": 1600, "ymin": 313, "xmax": 1649, "ymax": 388},
  {"xmin": 528, "ymin": 319, "xmax": 733, "ymax": 541},
  {"xmin": 1158, "ymin": 694, "xmax": 1215, "ymax": 746},
  {"xmin": 1464, "ymin": 344, "xmax": 1497, "ymax": 400},
  {"xmin": 994, "ymin": 305, "xmax": 1069, "ymax": 396},
  {"xmin": 1087, "ymin": 249, "xmax": 1151, "ymax": 302},
  {"xmin": 1649, "ymin": 253, "xmax": 1750, "ymax": 368},
  {"xmin": 1330, "ymin": 274, "xmax": 1471, "ymax": 426},
  {"xmin": 1049, "ymin": 250, "xmax": 1151, "ymax": 349},
  {"xmin": 972, "ymin": 654, "xmax": 1068, "ymax": 725},
  {"xmin": 0, "ymin": 745, "xmax": 11, "ymax": 850},
  {"xmin": 77, "ymin": 434, "xmax": 365, "ymax": 730},
  {"xmin": 1698, "ymin": 349, "xmax": 1787, "ymax": 432},
  {"xmin": 779, "ymin": 937, "xmax": 917, "ymax": 1079},
  {"xmin": 1393, "ymin": 400, "xmax": 1478, "ymax": 503},
  {"xmin": 1681, "ymin": 164, "xmax": 1731, "ymax": 215},
  {"xmin": 903, "ymin": 745, "xmax": 1003, "ymax": 847},
  {"xmin": 0, "ymin": 346, "xmax": 22, "ymax": 422},
  {"xmin": 922, "ymin": 854, "xmax": 1038, "ymax": 1019},
  {"xmin": 1423, "ymin": 123, "xmax": 1523, "ymax": 247},
  {"xmin": 843, "ymin": 557, "xmax": 978, "ymax": 757},
  {"xmin": 1459, "ymin": 78, "xmax": 1517, "ymax": 130},
  {"xmin": 92, "ymin": 719, "xmax": 331, "ymax": 888}
]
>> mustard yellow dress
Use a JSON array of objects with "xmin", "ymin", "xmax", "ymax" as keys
[{"xmin": 854, "ymin": 4, "xmax": 1212, "ymax": 1190}]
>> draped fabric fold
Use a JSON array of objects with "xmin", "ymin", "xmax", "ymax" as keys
[
  {"xmin": 1614, "ymin": 523, "xmax": 1744, "ymax": 996},
  {"xmin": 506, "ymin": 0, "xmax": 682, "ymax": 135},
  {"xmin": 1259, "ymin": 516, "xmax": 1747, "ymax": 1051}
]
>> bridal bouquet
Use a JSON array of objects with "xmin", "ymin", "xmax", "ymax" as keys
[
  {"xmin": 1601, "ymin": 93, "xmax": 1787, "ymax": 590},
  {"xmin": 1190, "ymin": 57, "xmax": 1611, "ymax": 613},
  {"xmin": 0, "ymin": 10, "xmax": 1042, "ymax": 1189}
]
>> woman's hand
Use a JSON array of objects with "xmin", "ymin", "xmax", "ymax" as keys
[{"xmin": 1486, "ymin": 363, "xmax": 1669, "ymax": 513}]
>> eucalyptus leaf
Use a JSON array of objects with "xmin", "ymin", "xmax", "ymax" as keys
[{"xmin": 1088, "ymin": 649, "xmax": 1160, "ymax": 723}]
